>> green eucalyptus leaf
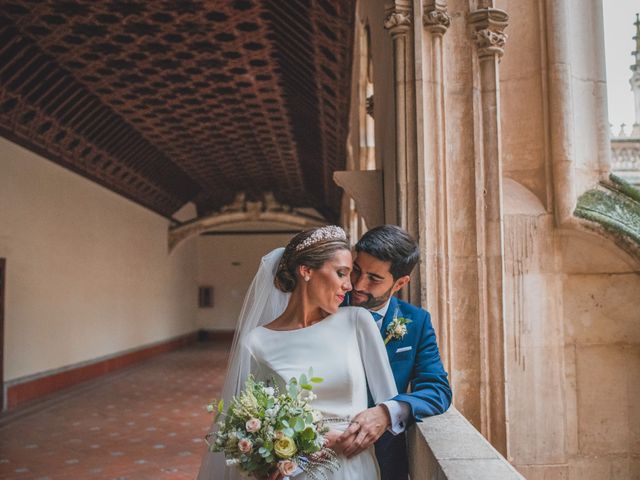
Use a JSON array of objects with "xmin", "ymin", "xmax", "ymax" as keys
[
  {"xmin": 288, "ymin": 383, "xmax": 298, "ymax": 398},
  {"xmin": 293, "ymin": 417, "xmax": 305, "ymax": 432},
  {"xmin": 310, "ymin": 377, "xmax": 324, "ymax": 383},
  {"xmin": 301, "ymin": 427, "xmax": 315, "ymax": 440}
]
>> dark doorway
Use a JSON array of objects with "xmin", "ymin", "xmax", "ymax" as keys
[{"xmin": 0, "ymin": 259, "xmax": 4, "ymax": 411}]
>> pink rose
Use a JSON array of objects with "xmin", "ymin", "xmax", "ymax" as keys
[
  {"xmin": 245, "ymin": 418, "xmax": 261, "ymax": 433},
  {"xmin": 278, "ymin": 459, "xmax": 297, "ymax": 476},
  {"xmin": 237, "ymin": 438, "xmax": 253, "ymax": 453}
]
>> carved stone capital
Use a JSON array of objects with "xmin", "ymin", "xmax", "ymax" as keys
[
  {"xmin": 423, "ymin": 2, "xmax": 450, "ymax": 35},
  {"xmin": 384, "ymin": 2, "xmax": 412, "ymax": 35},
  {"xmin": 469, "ymin": 8, "xmax": 509, "ymax": 59}
]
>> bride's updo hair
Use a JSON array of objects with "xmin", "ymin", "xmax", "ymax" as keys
[{"xmin": 274, "ymin": 225, "xmax": 349, "ymax": 293}]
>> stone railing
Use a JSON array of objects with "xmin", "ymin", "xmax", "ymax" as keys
[
  {"xmin": 408, "ymin": 407, "xmax": 525, "ymax": 479},
  {"xmin": 611, "ymin": 138, "xmax": 640, "ymax": 187}
]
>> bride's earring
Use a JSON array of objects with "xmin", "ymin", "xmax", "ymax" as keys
[{"xmin": 304, "ymin": 276, "xmax": 310, "ymax": 282}]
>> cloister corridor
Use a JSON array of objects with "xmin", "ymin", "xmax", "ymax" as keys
[{"xmin": 0, "ymin": 342, "xmax": 227, "ymax": 480}]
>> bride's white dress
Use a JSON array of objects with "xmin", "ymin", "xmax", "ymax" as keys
[{"xmin": 244, "ymin": 306, "xmax": 398, "ymax": 480}]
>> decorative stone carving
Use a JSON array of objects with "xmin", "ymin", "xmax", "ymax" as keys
[
  {"xmin": 384, "ymin": 2, "xmax": 412, "ymax": 35},
  {"xmin": 473, "ymin": 28, "xmax": 507, "ymax": 52},
  {"xmin": 384, "ymin": 11, "xmax": 412, "ymax": 31},
  {"xmin": 469, "ymin": 8, "xmax": 509, "ymax": 59},
  {"xmin": 423, "ymin": 2, "xmax": 451, "ymax": 35},
  {"xmin": 574, "ymin": 174, "xmax": 640, "ymax": 257},
  {"xmin": 168, "ymin": 191, "xmax": 318, "ymax": 251},
  {"xmin": 218, "ymin": 191, "xmax": 291, "ymax": 215},
  {"xmin": 220, "ymin": 192, "xmax": 247, "ymax": 213},
  {"xmin": 263, "ymin": 192, "xmax": 292, "ymax": 212}
]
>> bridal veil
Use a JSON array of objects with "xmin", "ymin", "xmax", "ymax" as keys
[{"xmin": 197, "ymin": 247, "xmax": 289, "ymax": 480}]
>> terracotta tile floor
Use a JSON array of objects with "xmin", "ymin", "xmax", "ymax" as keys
[{"xmin": 0, "ymin": 342, "xmax": 229, "ymax": 480}]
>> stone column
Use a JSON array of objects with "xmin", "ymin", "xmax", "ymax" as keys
[
  {"xmin": 384, "ymin": 1, "xmax": 420, "ymax": 302},
  {"xmin": 545, "ymin": 0, "xmax": 576, "ymax": 227},
  {"xmin": 420, "ymin": 0, "xmax": 453, "ymax": 369},
  {"xmin": 468, "ymin": 5, "xmax": 509, "ymax": 456}
]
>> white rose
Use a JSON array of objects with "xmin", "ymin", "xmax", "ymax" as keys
[
  {"xmin": 264, "ymin": 387, "xmax": 275, "ymax": 396},
  {"xmin": 245, "ymin": 418, "xmax": 261, "ymax": 433},
  {"xmin": 394, "ymin": 324, "xmax": 407, "ymax": 336}
]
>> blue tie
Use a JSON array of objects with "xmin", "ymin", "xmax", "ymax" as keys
[{"xmin": 370, "ymin": 311, "xmax": 383, "ymax": 322}]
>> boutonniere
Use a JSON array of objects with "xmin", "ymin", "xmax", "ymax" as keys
[{"xmin": 384, "ymin": 312, "xmax": 412, "ymax": 345}]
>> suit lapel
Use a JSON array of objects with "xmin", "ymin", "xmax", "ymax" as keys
[
  {"xmin": 381, "ymin": 296, "xmax": 398, "ymax": 334},
  {"xmin": 381, "ymin": 296, "xmax": 399, "ymax": 359}
]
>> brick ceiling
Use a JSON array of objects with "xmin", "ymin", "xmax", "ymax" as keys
[{"xmin": 0, "ymin": 0, "xmax": 355, "ymax": 221}]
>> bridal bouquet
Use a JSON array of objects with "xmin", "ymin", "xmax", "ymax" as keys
[{"xmin": 206, "ymin": 370, "xmax": 339, "ymax": 479}]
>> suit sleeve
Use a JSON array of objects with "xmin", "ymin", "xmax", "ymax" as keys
[{"xmin": 393, "ymin": 310, "xmax": 452, "ymax": 423}]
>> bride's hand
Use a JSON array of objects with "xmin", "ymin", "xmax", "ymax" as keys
[
  {"xmin": 340, "ymin": 405, "xmax": 391, "ymax": 458},
  {"xmin": 323, "ymin": 429, "xmax": 350, "ymax": 455}
]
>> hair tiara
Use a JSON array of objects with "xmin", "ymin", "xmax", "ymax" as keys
[{"xmin": 295, "ymin": 225, "xmax": 347, "ymax": 251}]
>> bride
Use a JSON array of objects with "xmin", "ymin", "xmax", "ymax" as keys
[{"xmin": 197, "ymin": 225, "xmax": 398, "ymax": 480}]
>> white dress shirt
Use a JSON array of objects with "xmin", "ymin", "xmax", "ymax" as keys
[{"xmin": 370, "ymin": 299, "xmax": 411, "ymax": 435}]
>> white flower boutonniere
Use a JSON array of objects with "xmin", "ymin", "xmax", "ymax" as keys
[{"xmin": 384, "ymin": 315, "xmax": 412, "ymax": 345}]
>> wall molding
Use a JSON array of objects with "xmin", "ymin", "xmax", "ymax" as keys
[{"xmin": 4, "ymin": 332, "xmax": 200, "ymax": 411}]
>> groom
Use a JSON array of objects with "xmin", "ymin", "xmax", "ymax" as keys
[{"xmin": 340, "ymin": 225, "xmax": 451, "ymax": 480}]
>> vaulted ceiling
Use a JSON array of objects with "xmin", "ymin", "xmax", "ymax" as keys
[{"xmin": 0, "ymin": 0, "xmax": 355, "ymax": 222}]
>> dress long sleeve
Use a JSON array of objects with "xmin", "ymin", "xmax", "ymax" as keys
[{"xmin": 353, "ymin": 308, "xmax": 398, "ymax": 404}]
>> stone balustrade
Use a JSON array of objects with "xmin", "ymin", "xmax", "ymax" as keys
[
  {"xmin": 610, "ymin": 138, "xmax": 640, "ymax": 187},
  {"xmin": 408, "ymin": 408, "xmax": 525, "ymax": 479}
]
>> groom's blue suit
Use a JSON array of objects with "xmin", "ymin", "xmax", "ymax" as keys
[{"xmin": 347, "ymin": 294, "xmax": 451, "ymax": 480}]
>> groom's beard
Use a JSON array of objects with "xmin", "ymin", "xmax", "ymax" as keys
[{"xmin": 350, "ymin": 285, "xmax": 394, "ymax": 310}]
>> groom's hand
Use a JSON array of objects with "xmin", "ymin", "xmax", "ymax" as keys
[{"xmin": 339, "ymin": 405, "xmax": 391, "ymax": 458}]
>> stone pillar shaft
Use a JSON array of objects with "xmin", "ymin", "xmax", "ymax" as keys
[
  {"xmin": 421, "ymin": 0, "xmax": 453, "ymax": 370},
  {"xmin": 385, "ymin": 1, "xmax": 420, "ymax": 303},
  {"xmin": 545, "ymin": 0, "xmax": 576, "ymax": 227},
  {"xmin": 469, "ymin": 5, "xmax": 509, "ymax": 456}
]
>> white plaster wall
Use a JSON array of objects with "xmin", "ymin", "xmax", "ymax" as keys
[
  {"xmin": 0, "ymin": 137, "xmax": 198, "ymax": 381},
  {"xmin": 196, "ymin": 234, "xmax": 294, "ymax": 331}
]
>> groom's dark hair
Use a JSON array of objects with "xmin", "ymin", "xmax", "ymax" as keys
[{"xmin": 355, "ymin": 225, "xmax": 419, "ymax": 279}]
